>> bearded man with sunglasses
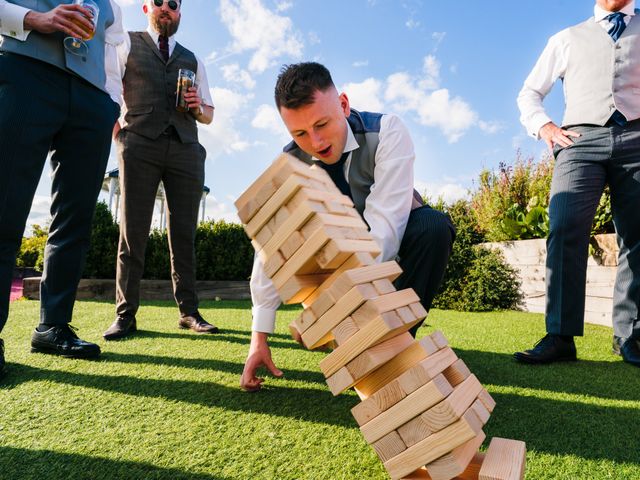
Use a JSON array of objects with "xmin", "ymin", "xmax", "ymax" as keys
[{"xmin": 103, "ymin": 0, "xmax": 218, "ymax": 340}]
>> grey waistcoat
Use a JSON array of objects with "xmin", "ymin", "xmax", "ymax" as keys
[
  {"xmin": 122, "ymin": 31, "xmax": 199, "ymax": 144},
  {"xmin": 0, "ymin": 0, "xmax": 114, "ymax": 93},
  {"xmin": 562, "ymin": 11, "xmax": 640, "ymax": 127},
  {"xmin": 284, "ymin": 109, "xmax": 382, "ymax": 217}
]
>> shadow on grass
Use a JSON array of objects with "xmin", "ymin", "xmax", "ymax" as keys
[
  {"xmin": 2, "ymin": 363, "xmax": 357, "ymax": 428},
  {"xmin": 0, "ymin": 446, "xmax": 227, "ymax": 480},
  {"xmin": 100, "ymin": 351, "xmax": 328, "ymax": 385},
  {"xmin": 455, "ymin": 348, "xmax": 640, "ymax": 402},
  {"xmin": 129, "ymin": 329, "xmax": 297, "ymax": 348}
]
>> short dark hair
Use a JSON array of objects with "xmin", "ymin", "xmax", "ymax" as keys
[{"xmin": 274, "ymin": 62, "xmax": 335, "ymax": 110}]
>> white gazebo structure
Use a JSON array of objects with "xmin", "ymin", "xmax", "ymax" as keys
[{"xmin": 102, "ymin": 168, "xmax": 210, "ymax": 229}]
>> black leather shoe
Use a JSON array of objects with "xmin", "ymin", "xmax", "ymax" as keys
[
  {"xmin": 514, "ymin": 334, "xmax": 577, "ymax": 364},
  {"xmin": 179, "ymin": 311, "xmax": 219, "ymax": 334},
  {"xmin": 0, "ymin": 338, "xmax": 6, "ymax": 379},
  {"xmin": 31, "ymin": 325, "xmax": 101, "ymax": 358},
  {"xmin": 613, "ymin": 336, "xmax": 640, "ymax": 367},
  {"xmin": 103, "ymin": 315, "xmax": 137, "ymax": 341}
]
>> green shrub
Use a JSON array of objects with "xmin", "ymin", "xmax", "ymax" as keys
[
  {"xmin": 195, "ymin": 220, "xmax": 254, "ymax": 281},
  {"xmin": 431, "ymin": 200, "xmax": 522, "ymax": 311},
  {"xmin": 16, "ymin": 224, "xmax": 48, "ymax": 272},
  {"xmin": 143, "ymin": 229, "xmax": 171, "ymax": 280},
  {"xmin": 83, "ymin": 202, "xmax": 119, "ymax": 278}
]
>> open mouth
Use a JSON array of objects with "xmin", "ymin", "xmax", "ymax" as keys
[{"xmin": 317, "ymin": 146, "xmax": 332, "ymax": 158}]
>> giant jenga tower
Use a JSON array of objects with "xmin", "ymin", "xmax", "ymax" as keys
[{"xmin": 235, "ymin": 154, "xmax": 526, "ymax": 480}]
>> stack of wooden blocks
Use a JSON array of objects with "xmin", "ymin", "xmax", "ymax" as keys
[{"xmin": 235, "ymin": 153, "xmax": 526, "ymax": 480}]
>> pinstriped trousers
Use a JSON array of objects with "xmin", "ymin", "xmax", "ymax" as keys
[{"xmin": 546, "ymin": 121, "xmax": 640, "ymax": 339}]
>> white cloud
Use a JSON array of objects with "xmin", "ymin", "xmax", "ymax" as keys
[
  {"xmin": 199, "ymin": 87, "xmax": 256, "ymax": 158},
  {"xmin": 342, "ymin": 78, "xmax": 385, "ymax": 112},
  {"xmin": 414, "ymin": 181, "xmax": 469, "ymax": 204},
  {"xmin": 275, "ymin": 0, "xmax": 293, "ymax": 12},
  {"xmin": 218, "ymin": 0, "xmax": 304, "ymax": 73},
  {"xmin": 308, "ymin": 31, "xmax": 321, "ymax": 45},
  {"xmin": 26, "ymin": 195, "xmax": 52, "ymax": 233},
  {"xmin": 203, "ymin": 194, "xmax": 240, "ymax": 223},
  {"xmin": 420, "ymin": 54, "xmax": 440, "ymax": 90},
  {"xmin": 431, "ymin": 31, "xmax": 446, "ymax": 50},
  {"xmin": 220, "ymin": 63, "xmax": 256, "ymax": 90},
  {"xmin": 479, "ymin": 120, "xmax": 506, "ymax": 134},
  {"xmin": 352, "ymin": 60, "xmax": 369, "ymax": 68},
  {"xmin": 406, "ymin": 18, "xmax": 420, "ymax": 29},
  {"xmin": 251, "ymin": 104, "xmax": 290, "ymax": 140}
]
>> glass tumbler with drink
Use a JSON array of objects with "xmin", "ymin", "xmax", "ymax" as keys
[
  {"xmin": 176, "ymin": 69, "xmax": 196, "ymax": 113},
  {"xmin": 64, "ymin": 0, "xmax": 99, "ymax": 56}
]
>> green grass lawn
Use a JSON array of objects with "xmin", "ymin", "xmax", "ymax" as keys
[{"xmin": 0, "ymin": 300, "xmax": 639, "ymax": 480}]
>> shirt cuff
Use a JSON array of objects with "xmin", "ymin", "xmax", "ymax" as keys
[
  {"xmin": 528, "ymin": 113, "xmax": 553, "ymax": 139},
  {"xmin": 1, "ymin": 3, "xmax": 31, "ymax": 41},
  {"xmin": 251, "ymin": 306, "xmax": 277, "ymax": 334}
]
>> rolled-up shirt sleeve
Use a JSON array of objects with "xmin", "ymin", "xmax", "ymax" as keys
[
  {"xmin": 250, "ymin": 253, "xmax": 281, "ymax": 334},
  {"xmin": 195, "ymin": 55, "xmax": 214, "ymax": 108},
  {"xmin": 0, "ymin": 1, "xmax": 31, "ymax": 40},
  {"xmin": 517, "ymin": 29, "xmax": 569, "ymax": 138}
]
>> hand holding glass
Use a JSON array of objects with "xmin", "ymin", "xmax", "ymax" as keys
[
  {"xmin": 176, "ymin": 69, "xmax": 196, "ymax": 113},
  {"xmin": 64, "ymin": 0, "xmax": 99, "ymax": 56}
]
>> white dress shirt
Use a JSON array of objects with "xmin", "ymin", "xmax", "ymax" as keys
[
  {"xmin": 517, "ymin": 1, "xmax": 636, "ymax": 138},
  {"xmin": 0, "ymin": 0, "xmax": 126, "ymax": 105},
  {"xmin": 116, "ymin": 26, "xmax": 214, "ymax": 108},
  {"xmin": 251, "ymin": 113, "xmax": 415, "ymax": 333}
]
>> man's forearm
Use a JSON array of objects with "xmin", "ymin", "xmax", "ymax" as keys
[{"xmin": 193, "ymin": 105, "xmax": 214, "ymax": 125}]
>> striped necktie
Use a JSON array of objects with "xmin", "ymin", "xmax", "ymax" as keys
[{"xmin": 158, "ymin": 34, "xmax": 169, "ymax": 62}]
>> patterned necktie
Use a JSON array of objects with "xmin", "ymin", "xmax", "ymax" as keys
[
  {"xmin": 606, "ymin": 12, "xmax": 626, "ymax": 41},
  {"xmin": 158, "ymin": 34, "xmax": 169, "ymax": 62},
  {"xmin": 606, "ymin": 12, "xmax": 628, "ymax": 126},
  {"xmin": 318, "ymin": 151, "xmax": 352, "ymax": 199}
]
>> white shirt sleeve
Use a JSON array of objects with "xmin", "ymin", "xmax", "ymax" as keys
[
  {"xmin": 361, "ymin": 114, "xmax": 414, "ymax": 262},
  {"xmin": 195, "ymin": 55, "xmax": 214, "ymax": 107},
  {"xmin": 250, "ymin": 253, "xmax": 281, "ymax": 334},
  {"xmin": 0, "ymin": 0, "xmax": 32, "ymax": 40},
  {"xmin": 517, "ymin": 29, "xmax": 570, "ymax": 138},
  {"xmin": 104, "ymin": 1, "xmax": 127, "ymax": 105}
]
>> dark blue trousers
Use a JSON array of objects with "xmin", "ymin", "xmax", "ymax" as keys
[
  {"xmin": 0, "ymin": 53, "xmax": 119, "ymax": 332},
  {"xmin": 394, "ymin": 206, "xmax": 456, "ymax": 337}
]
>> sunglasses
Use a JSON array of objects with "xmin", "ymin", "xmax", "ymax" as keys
[{"xmin": 152, "ymin": 0, "xmax": 179, "ymax": 11}]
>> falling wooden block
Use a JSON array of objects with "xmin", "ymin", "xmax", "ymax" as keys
[
  {"xmin": 237, "ymin": 178, "xmax": 278, "ymax": 224},
  {"xmin": 404, "ymin": 452, "xmax": 486, "ymax": 480},
  {"xmin": 316, "ymin": 238, "xmax": 381, "ymax": 269},
  {"xmin": 384, "ymin": 409, "xmax": 484, "ymax": 480},
  {"xmin": 332, "ymin": 316, "xmax": 359, "ymax": 345},
  {"xmin": 373, "ymin": 278, "xmax": 397, "ymax": 295},
  {"xmin": 346, "ymin": 333, "xmax": 415, "ymax": 382},
  {"xmin": 352, "ymin": 289, "xmax": 422, "ymax": 327},
  {"xmin": 442, "ymin": 359, "xmax": 472, "ymax": 387},
  {"xmin": 329, "ymin": 261, "xmax": 404, "ymax": 301},
  {"xmin": 280, "ymin": 230, "xmax": 305, "ymax": 259},
  {"xmin": 352, "ymin": 378, "xmax": 408, "ymax": 427},
  {"xmin": 373, "ymin": 430, "xmax": 407, "ymax": 463},
  {"xmin": 477, "ymin": 389, "xmax": 497, "ymax": 414},
  {"xmin": 425, "ymin": 431, "xmax": 486, "ymax": 480},
  {"xmin": 478, "ymin": 438, "xmax": 526, "ymax": 480},
  {"xmin": 397, "ymin": 347, "xmax": 458, "ymax": 396},
  {"xmin": 360, "ymin": 374, "xmax": 453, "ymax": 444},
  {"xmin": 354, "ymin": 334, "xmax": 439, "ymax": 400},
  {"xmin": 397, "ymin": 415, "xmax": 433, "ymax": 448},
  {"xmin": 279, "ymin": 273, "xmax": 330, "ymax": 305}
]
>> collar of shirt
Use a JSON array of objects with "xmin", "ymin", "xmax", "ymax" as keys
[
  {"xmin": 311, "ymin": 118, "xmax": 359, "ymax": 163},
  {"xmin": 594, "ymin": 1, "xmax": 636, "ymax": 23},
  {"xmin": 146, "ymin": 26, "xmax": 176, "ymax": 55}
]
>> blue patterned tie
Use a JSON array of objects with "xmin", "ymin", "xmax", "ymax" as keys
[
  {"xmin": 606, "ymin": 13, "xmax": 628, "ymax": 126},
  {"xmin": 606, "ymin": 12, "xmax": 626, "ymax": 41}
]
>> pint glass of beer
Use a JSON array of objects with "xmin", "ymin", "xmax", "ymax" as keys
[
  {"xmin": 176, "ymin": 69, "xmax": 196, "ymax": 113},
  {"xmin": 64, "ymin": 0, "xmax": 100, "ymax": 56}
]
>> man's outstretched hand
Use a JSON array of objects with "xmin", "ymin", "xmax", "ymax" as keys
[{"xmin": 240, "ymin": 331, "xmax": 283, "ymax": 392}]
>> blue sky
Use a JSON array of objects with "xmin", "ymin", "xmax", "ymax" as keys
[{"xmin": 27, "ymin": 0, "xmax": 595, "ymax": 229}]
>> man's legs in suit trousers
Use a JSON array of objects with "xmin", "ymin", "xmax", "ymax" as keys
[
  {"xmin": 115, "ymin": 131, "xmax": 164, "ymax": 318},
  {"xmin": 394, "ymin": 206, "xmax": 456, "ymax": 338},
  {"xmin": 162, "ymin": 140, "xmax": 206, "ymax": 316}
]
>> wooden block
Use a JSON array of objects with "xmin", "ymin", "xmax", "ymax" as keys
[
  {"xmin": 471, "ymin": 397, "xmax": 491, "ymax": 426},
  {"xmin": 254, "ymin": 223, "xmax": 273, "ymax": 250},
  {"xmin": 245, "ymin": 173, "xmax": 310, "ymax": 238},
  {"xmin": 238, "ymin": 178, "xmax": 277, "ymax": 223},
  {"xmin": 279, "ymin": 273, "xmax": 330, "ymax": 305},
  {"xmin": 420, "ymin": 375, "xmax": 484, "ymax": 434},
  {"xmin": 384, "ymin": 409, "xmax": 484, "ymax": 480},
  {"xmin": 273, "ymin": 204, "xmax": 291, "ymax": 231},
  {"xmin": 319, "ymin": 310, "xmax": 417, "ymax": 379},
  {"xmin": 332, "ymin": 316, "xmax": 359, "ymax": 345},
  {"xmin": 360, "ymin": 374, "xmax": 453, "ymax": 444},
  {"xmin": 314, "ymin": 211, "xmax": 367, "ymax": 228},
  {"xmin": 443, "ymin": 359, "xmax": 472, "ymax": 387},
  {"xmin": 352, "ymin": 289, "xmax": 421, "ymax": 327},
  {"xmin": 309, "ymin": 288, "xmax": 338, "ymax": 320},
  {"xmin": 301, "ymin": 283, "xmax": 378, "ymax": 348},
  {"xmin": 316, "ymin": 238, "xmax": 381, "ymax": 270},
  {"xmin": 373, "ymin": 278, "xmax": 396, "ymax": 295},
  {"xmin": 397, "ymin": 415, "xmax": 433, "ymax": 448},
  {"xmin": 404, "ymin": 452, "xmax": 486, "ymax": 480},
  {"xmin": 396, "ymin": 305, "xmax": 417, "ymax": 324},
  {"xmin": 235, "ymin": 154, "xmax": 294, "ymax": 215},
  {"xmin": 478, "ymin": 389, "xmax": 496, "ymax": 413},
  {"xmin": 279, "ymin": 231, "xmax": 305, "ymax": 260},
  {"xmin": 479, "ymin": 438, "xmax": 526, "ymax": 480},
  {"xmin": 329, "ymin": 261, "xmax": 403, "ymax": 301},
  {"xmin": 373, "ymin": 431, "xmax": 407, "ymax": 463},
  {"xmin": 354, "ymin": 335, "xmax": 439, "ymax": 400},
  {"xmin": 425, "ymin": 431, "xmax": 486, "ymax": 480},
  {"xmin": 288, "ymin": 321, "xmax": 301, "ymax": 342},
  {"xmin": 397, "ymin": 347, "xmax": 458, "ymax": 396},
  {"xmin": 302, "ymin": 252, "xmax": 375, "ymax": 307},
  {"xmin": 346, "ymin": 333, "xmax": 415, "ymax": 381},
  {"xmin": 430, "ymin": 330, "xmax": 448, "ymax": 349},
  {"xmin": 325, "ymin": 366, "xmax": 355, "ymax": 395},
  {"xmin": 263, "ymin": 251, "xmax": 286, "ymax": 278},
  {"xmin": 352, "ymin": 379, "xmax": 407, "ymax": 427}
]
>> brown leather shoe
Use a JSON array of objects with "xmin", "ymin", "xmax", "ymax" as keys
[
  {"xmin": 103, "ymin": 316, "xmax": 137, "ymax": 341},
  {"xmin": 179, "ymin": 312, "xmax": 219, "ymax": 334}
]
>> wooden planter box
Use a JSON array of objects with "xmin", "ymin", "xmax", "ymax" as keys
[
  {"xmin": 483, "ymin": 233, "xmax": 617, "ymax": 328},
  {"xmin": 22, "ymin": 278, "xmax": 250, "ymax": 302}
]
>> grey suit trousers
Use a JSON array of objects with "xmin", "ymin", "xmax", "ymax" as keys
[
  {"xmin": 115, "ymin": 129, "xmax": 205, "ymax": 317},
  {"xmin": 546, "ymin": 120, "xmax": 640, "ymax": 339}
]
